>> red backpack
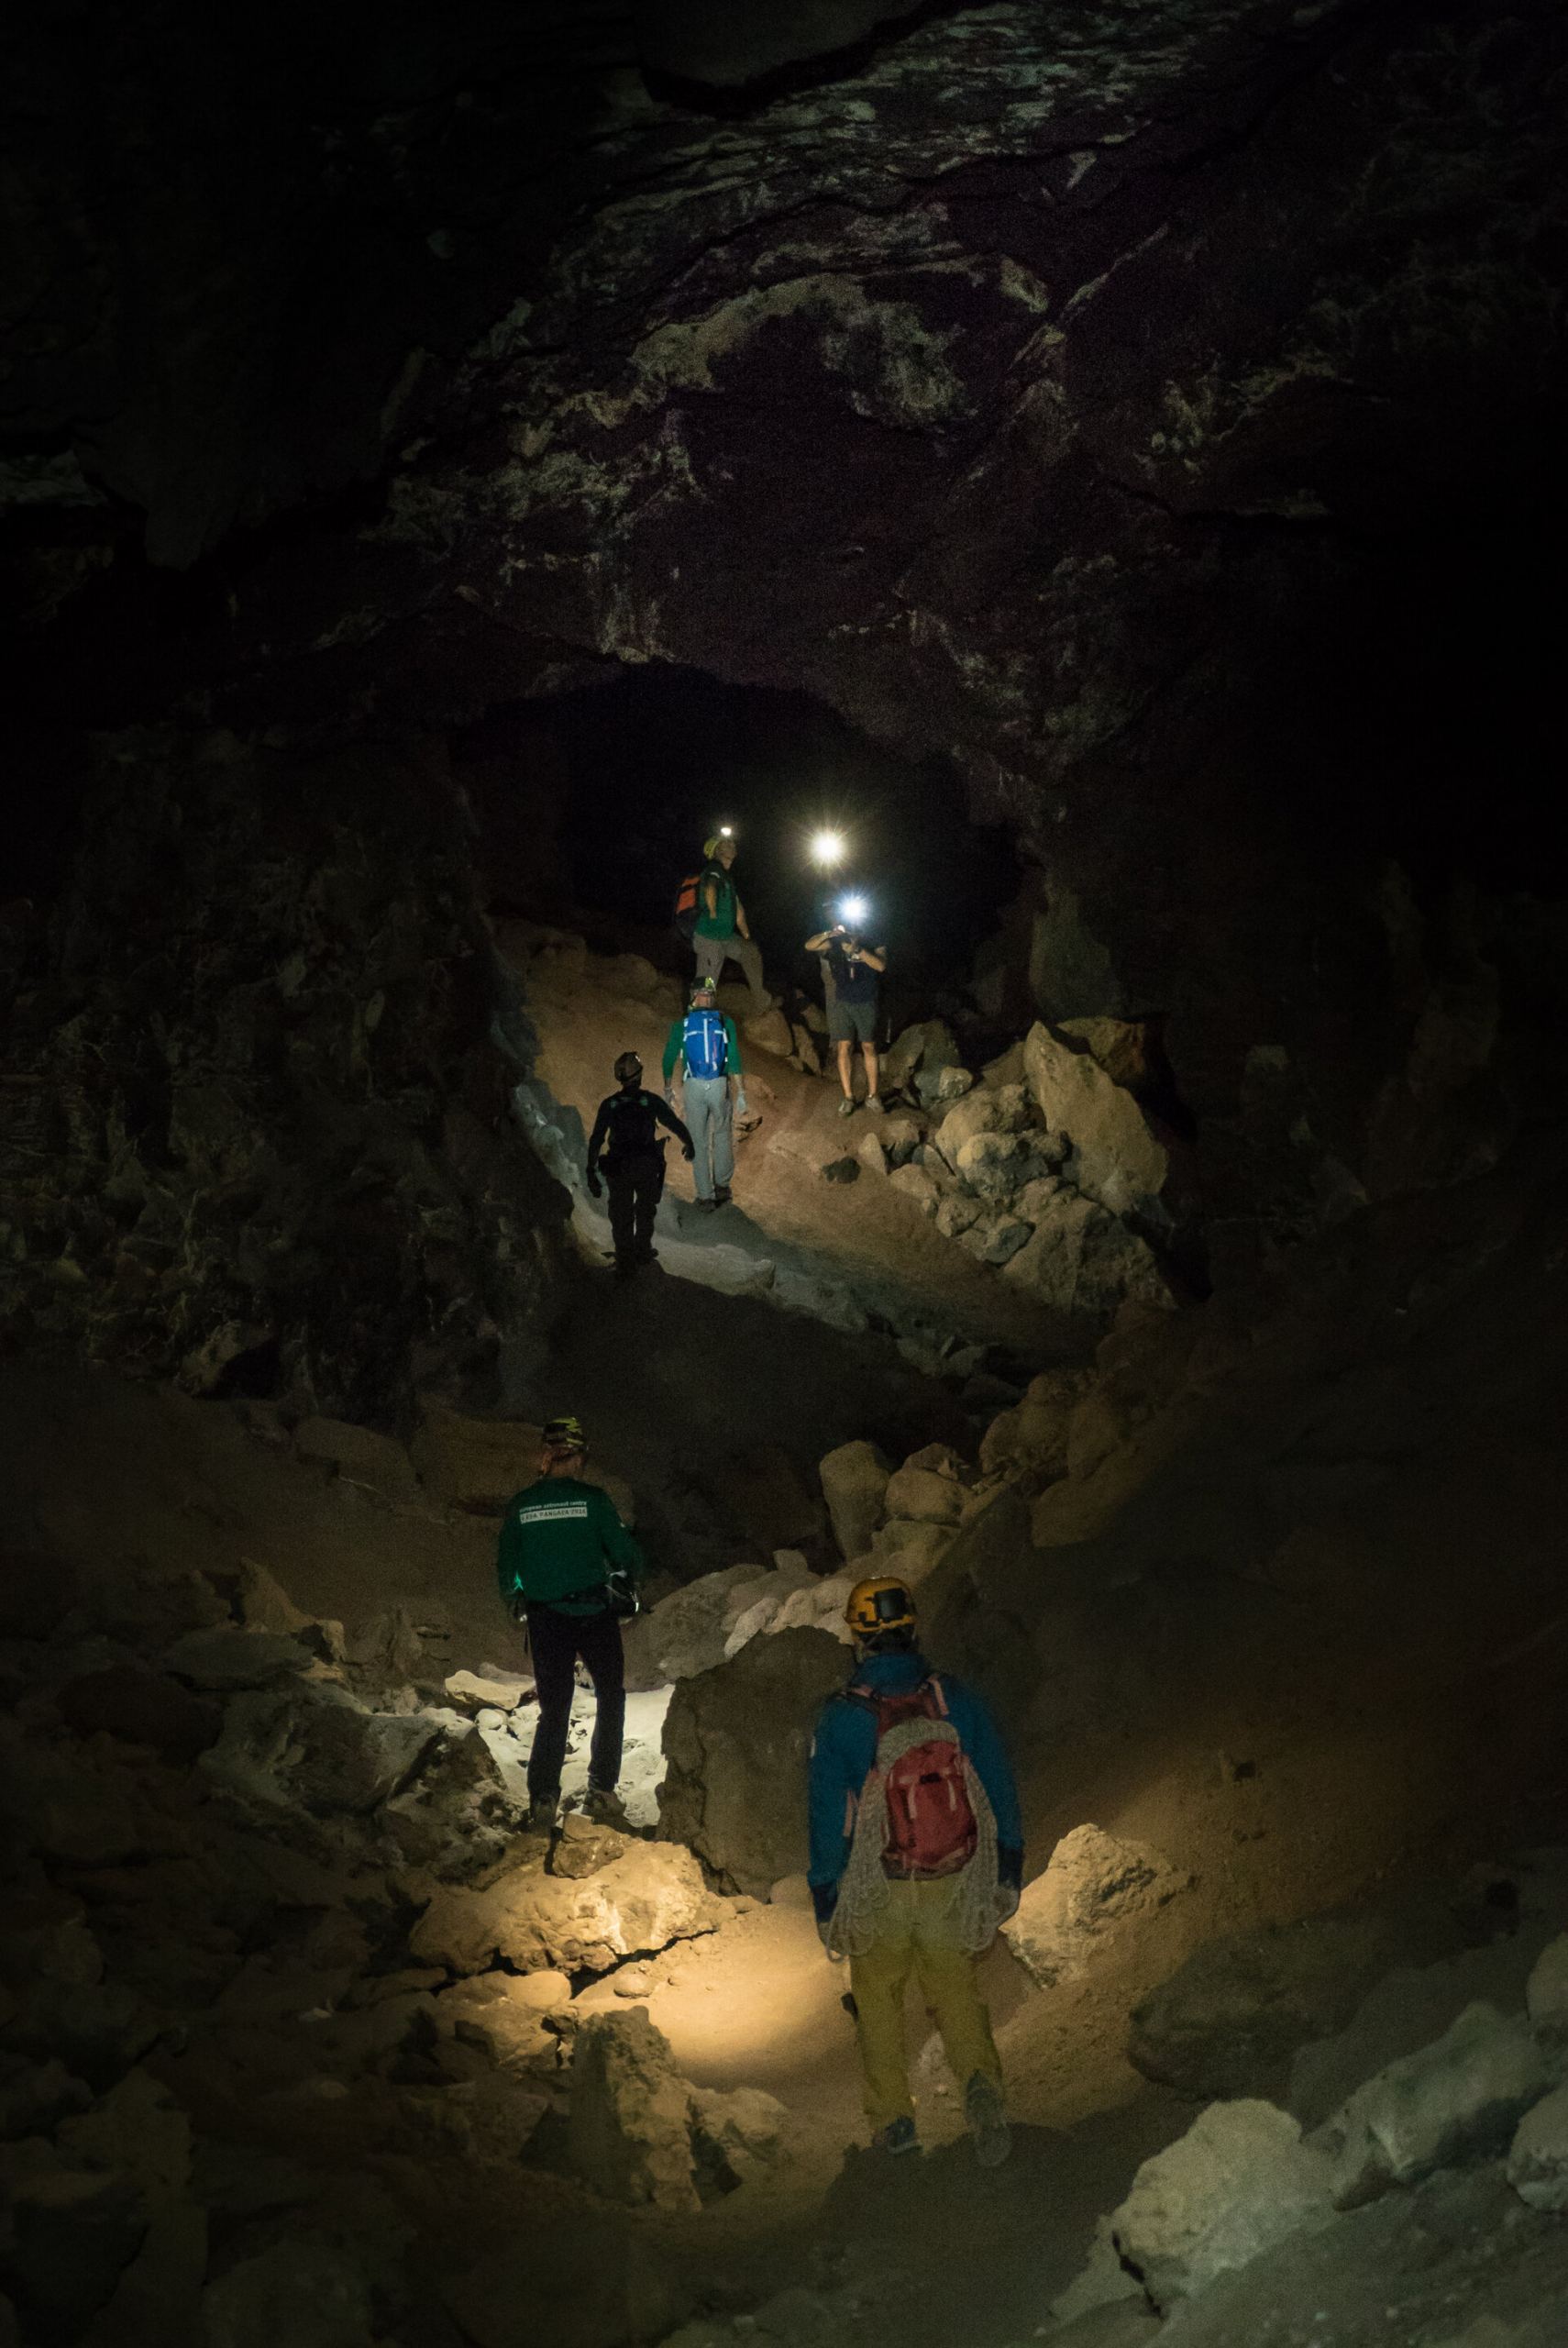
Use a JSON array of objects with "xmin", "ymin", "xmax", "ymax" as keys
[
  {"xmin": 673, "ymin": 871, "xmax": 701, "ymax": 939},
  {"xmin": 851, "ymin": 1676, "xmax": 977, "ymax": 1880}
]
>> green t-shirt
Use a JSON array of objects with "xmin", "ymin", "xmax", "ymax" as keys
[
  {"xmin": 495, "ymin": 1476, "xmax": 643, "ymax": 1615},
  {"xmin": 694, "ymin": 862, "xmax": 737, "ymax": 940}
]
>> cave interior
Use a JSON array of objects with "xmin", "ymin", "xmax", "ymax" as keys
[{"xmin": 3, "ymin": 2, "xmax": 1568, "ymax": 2344}]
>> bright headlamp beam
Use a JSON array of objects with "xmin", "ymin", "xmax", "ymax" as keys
[
  {"xmin": 838, "ymin": 894, "xmax": 868, "ymax": 925},
  {"xmin": 810, "ymin": 829, "xmax": 845, "ymax": 869}
]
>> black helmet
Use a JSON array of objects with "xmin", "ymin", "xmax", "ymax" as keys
[{"xmin": 613, "ymin": 1051, "xmax": 642, "ymax": 1084}]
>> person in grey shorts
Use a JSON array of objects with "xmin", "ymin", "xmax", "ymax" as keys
[
  {"xmin": 805, "ymin": 918, "xmax": 886, "ymax": 1117},
  {"xmin": 662, "ymin": 976, "xmax": 747, "ymax": 1209}
]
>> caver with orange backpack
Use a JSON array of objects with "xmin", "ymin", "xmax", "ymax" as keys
[{"xmin": 807, "ymin": 1575, "xmax": 1023, "ymax": 2164}]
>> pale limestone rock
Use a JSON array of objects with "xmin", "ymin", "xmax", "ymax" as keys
[
  {"xmin": 1320, "ymin": 2001, "xmax": 1551, "ymax": 2207},
  {"xmin": 818, "ymin": 1439, "xmax": 892, "ymax": 1561},
  {"xmin": 1003, "ymin": 1826, "xmax": 1193, "ymax": 1988},
  {"xmin": 568, "ymin": 2009, "xmax": 785, "ymax": 2211},
  {"xmin": 410, "ymin": 1841, "xmax": 717, "ymax": 1977},
  {"xmin": 1066, "ymin": 2101, "xmax": 1335, "ymax": 2312},
  {"xmin": 1507, "ymin": 2082, "xmax": 1568, "ymax": 2211}
]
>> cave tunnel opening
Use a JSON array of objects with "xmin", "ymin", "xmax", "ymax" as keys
[{"xmin": 456, "ymin": 664, "xmax": 1022, "ymax": 1035}]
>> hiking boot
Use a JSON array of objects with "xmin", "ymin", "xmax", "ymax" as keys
[
  {"xmin": 838, "ymin": 1098, "xmax": 857, "ymax": 1118},
  {"xmin": 527, "ymin": 1797, "xmax": 558, "ymax": 1834},
  {"xmin": 692, "ymin": 1195, "xmax": 719, "ymax": 1213},
  {"xmin": 965, "ymin": 2072, "xmax": 1010, "ymax": 2168},
  {"xmin": 713, "ymin": 1185, "xmax": 732, "ymax": 1206},
  {"xmin": 582, "ymin": 1786, "xmax": 631, "ymax": 1830},
  {"xmin": 866, "ymin": 1094, "xmax": 885, "ymax": 1113},
  {"xmin": 870, "ymin": 2116, "xmax": 919, "ymax": 2155},
  {"xmin": 635, "ymin": 1244, "xmax": 657, "ymax": 1263}
]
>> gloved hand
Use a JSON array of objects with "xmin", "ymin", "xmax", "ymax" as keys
[
  {"xmin": 586, "ymin": 1169, "xmax": 602, "ymax": 1199},
  {"xmin": 682, "ymin": 1143, "xmax": 695, "ymax": 1161}
]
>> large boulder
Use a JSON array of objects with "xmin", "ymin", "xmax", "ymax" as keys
[
  {"xmin": 881, "ymin": 1444, "xmax": 966, "ymax": 1526},
  {"xmin": 1003, "ymin": 1193, "xmax": 1172, "ymax": 1320},
  {"xmin": 882, "ymin": 1020, "xmax": 962, "ymax": 1103},
  {"xmin": 1507, "ymin": 2083, "xmax": 1568, "ymax": 2213},
  {"xmin": 567, "ymin": 2009, "xmax": 785, "ymax": 2213},
  {"xmin": 1021, "ymin": 1024, "xmax": 1167, "ymax": 1216},
  {"xmin": 200, "ymin": 1683, "xmax": 440, "ymax": 1814},
  {"xmin": 659, "ymin": 1628, "xmax": 847, "ymax": 1895},
  {"xmin": 409, "ymin": 1842, "xmax": 718, "ymax": 1976},
  {"xmin": 978, "ymin": 1368, "xmax": 1093, "ymax": 1486},
  {"xmin": 643, "ymin": 1565, "xmax": 774, "ymax": 1680},
  {"xmin": 1055, "ymin": 2103, "xmax": 1334, "ymax": 2320},
  {"xmin": 818, "ymin": 1440, "xmax": 892, "ymax": 1562},
  {"xmin": 1002, "ymin": 1826, "xmax": 1193, "ymax": 1989},
  {"xmin": 1318, "ymin": 2001, "xmax": 1551, "ymax": 2208},
  {"xmin": 1131, "ymin": 1913, "xmax": 1412, "ymax": 2102}
]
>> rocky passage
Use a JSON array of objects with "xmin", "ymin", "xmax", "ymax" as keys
[
  {"xmin": 5, "ymin": 1097, "xmax": 1568, "ymax": 2342},
  {"xmin": 5, "ymin": 0, "xmax": 1568, "ymax": 2341}
]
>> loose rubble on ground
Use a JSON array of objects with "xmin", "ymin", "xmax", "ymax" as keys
[
  {"xmin": 511, "ymin": 925, "xmax": 1177, "ymax": 1358},
  {"xmin": 6, "ymin": 1179, "xmax": 1568, "ymax": 2348}
]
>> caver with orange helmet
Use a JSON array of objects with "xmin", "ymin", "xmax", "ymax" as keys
[{"xmin": 808, "ymin": 1555, "xmax": 1024, "ymax": 2167}]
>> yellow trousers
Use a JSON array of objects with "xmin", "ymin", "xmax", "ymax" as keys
[{"xmin": 847, "ymin": 1877, "xmax": 1001, "ymax": 2129}]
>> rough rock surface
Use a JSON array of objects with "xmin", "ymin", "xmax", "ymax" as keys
[
  {"xmin": 568, "ymin": 2009, "xmax": 785, "ymax": 2213},
  {"xmin": 1318, "ymin": 2002, "xmax": 1551, "ymax": 2209},
  {"xmin": 1, "ymin": 733, "xmax": 565, "ymax": 1421},
  {"xmin": 1002, "ymin": 1825, "xmax": 1193, "ymax": 1990},
  {"xmin": 1130, "ymin": 1914, "xmax": 1414, "ymax": 2102},
  {"xmin": 409, "ymin": 1843, "xmax": 718, "ymax": 1977},
  {"xmin": 659, "ymin": 1629, "xmax": 848, "ymax": 1895},
  {"xmin": 6, "ymin": 0, "xmax": 1559, "ymax": 1301},
  {"xmin": 1507, "ymin": 2085, "xmax": 1568, "ymax": 2214},
  {"xmin": 818, "ymin": 1440, "xmax": 892, "ymax": 1563},
  {"xmin": 1059, "ymin": 2101, "xmax": 1335, "ymax": 2319},
  {"xmin": 1021, "ymin": 1025, "xmax": 1168, "ymax": 1218}
]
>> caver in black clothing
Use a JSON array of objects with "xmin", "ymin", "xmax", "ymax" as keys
[
  {"xmin": 606, "ymin": 1150, "xmax": 665, "ymax": 1265},
  {"xmin": 525, "ymin": 1600, "xmax": 626, "ymax": 1801},
  {"xmin": 586, "ymin": 1085, "xmax": 693, "ymax": 1269}
]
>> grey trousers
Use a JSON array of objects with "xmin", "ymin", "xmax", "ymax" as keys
[
  {"xmin": 693, "ymin": 931, "xmax": 767, "ymax": 1007},
  {"xmin": 681, "ymin": 1077, "xmax": 734, "ymax": 1200}
]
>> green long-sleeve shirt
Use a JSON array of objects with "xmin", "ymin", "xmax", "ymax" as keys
[
  {"xmin": 495, "ymin": 1475, "xmax": 644, "ymax": 1616},
  {"xmin": 662, "ymin": 1012, "xmax": 743, "ymax": 1085}
]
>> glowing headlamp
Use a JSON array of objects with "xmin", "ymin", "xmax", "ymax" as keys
[
  {"xmin": 717, "ymin": 823, "xmax": 734, "ymax": 838},
  {"xmin": 838, "ymin": 893, "xmax": 869, "ymax": 925},
  {"xmin": 810, "ymin": 828, "xmax": 846, "ymax": 869}
]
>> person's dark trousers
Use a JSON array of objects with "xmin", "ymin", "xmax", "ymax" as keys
[
  {"xmin": 605, "ymin": 1148, "xmax": 664, "ymax": 1263},
  {"xmin": 524, "ymin": 1602, "xmax": 626, "ymax": 1800}
]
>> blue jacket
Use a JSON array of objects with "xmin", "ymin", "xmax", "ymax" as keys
[{"xmin": 807, "ymin": 1648, "xmax": 1023, "ymax": 1924}]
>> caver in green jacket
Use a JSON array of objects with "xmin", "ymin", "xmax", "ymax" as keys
[{"xmin": 496, "ymin": 1477, "xmax": 644, "ymax": 1617}]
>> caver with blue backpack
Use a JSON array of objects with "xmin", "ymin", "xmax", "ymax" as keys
[{"xmin": 661, "ymin": 975, "xmax": 747, "ymax": 1211}]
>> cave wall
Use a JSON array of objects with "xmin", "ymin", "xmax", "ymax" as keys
[
  {"xmin": 6, "ymin": 0, "xmax": 1566, "ymax": 1351},
  {"xmin": 0, "ymin": 728, "xmax": 567, "ymax": 1419}
]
